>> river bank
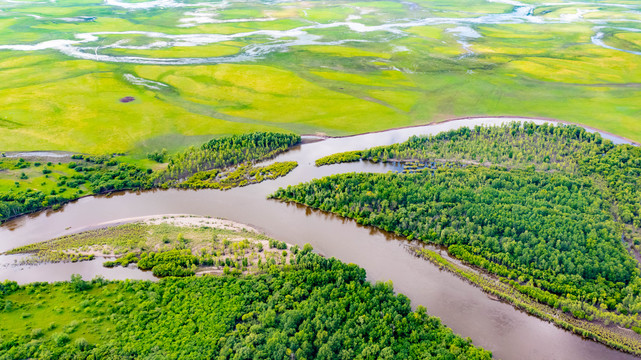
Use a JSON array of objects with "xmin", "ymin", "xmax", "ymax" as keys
[
  {"xmin": 1, "ymin": 117, "xmax": 637, "ymax": 360},
  {"xmin": 412, "ymin": 247, "xmax": 641, "ymax": 357},
  {"xmin": 1, "ymin": 214, "xmax": 296, "ymax": 283}
]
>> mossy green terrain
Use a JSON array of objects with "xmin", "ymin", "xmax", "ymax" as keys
[{"xmin": 0, "ymin": 0, "xmax": 640, "ymax": 154}]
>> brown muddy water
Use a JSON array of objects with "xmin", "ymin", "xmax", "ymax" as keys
[{"xmin": 0, "ymin": 117, "xmax": 637, "ymax": 360}]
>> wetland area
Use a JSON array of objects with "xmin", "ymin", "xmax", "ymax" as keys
[
  {"xmin": 2, "ymin": 0, "xmax": 641, "ymax": 358},
  {"xmin": 1, "ymin": 117, "xmax": 639, "ymax": 359}
]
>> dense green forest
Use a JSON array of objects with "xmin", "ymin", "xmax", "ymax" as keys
[
  {"xmin": 273, "ymin": 169, "xmax": 641, "ymax": 313},
  {"xmin": 0, "ymin": 252, "xmax": 490, "ymax": 359},
  {"xmin": 272, "ymin": 123, "xmax": 641, "ymax": 338},
  {"xmin": 315, "ymin": 150, "xmax": 363, "ymax": 167},
  {"xmin": 181, "ymin": 161, "xmax": 298, "ymax": 190},
  {"xmin": 313, "ymin": 123, "xmax": 641, "ymax": 230},
  {"xmin": 153, "ymin": 132, "xmax": 300, "ymax": 186},
  {"xmin": 0, "ymin": 133, "xmax": 300, "ymax": 222}
]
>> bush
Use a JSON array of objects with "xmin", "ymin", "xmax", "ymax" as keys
[
  {"xmin": 52, "ymin": 332, "xmax": 70, "ymax": 346},
  {"xmin": 70, "ymin": 274, "xmax": 91, "ymax": 292}
]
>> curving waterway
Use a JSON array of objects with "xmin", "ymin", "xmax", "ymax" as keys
[
  {"xmin": 0, "ymin": 117, "xmax": 637, "ymax": 360},
  {"xmin": 1, "ymin": 0, "xmax": 640, "ymax": 65}
]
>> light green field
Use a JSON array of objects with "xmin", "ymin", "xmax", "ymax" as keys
[
  {"xmin": 105, "ymin": 43, "xmax": 242, "ymax": 58},
  {"xmin": 0, "ymin": 283, "xmax": 118, "ymax": 344},
  {"xmin": 0, "ymin": 0, "xmax": 640, "ymax": 154},
  {"xmin": 0, "ymin": 159, "xmax": 86, "ymax": 198},
  {"xmin": 133, "ymin": 64, "xmax": 410, "ymax": 135}
]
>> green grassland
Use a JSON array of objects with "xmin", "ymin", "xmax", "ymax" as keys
[
  {"xmin": 0, "ymin": 159, "xmax": 86, "ymax": 199},
  {"xmin": 0, "ymin": 0, "xmax": 640, "ymax": 154}
]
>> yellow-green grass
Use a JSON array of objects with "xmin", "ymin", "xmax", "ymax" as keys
[
  {"xmin": 0, "ymin": 19, "xmax": 54, "ymax": 44},
  {"xmin": 310, "ymin": 69, "xmax": 415, "ymax": 88},
  {"xmin": 0, "ymin": 284, "xmax": 118, "ymax": 344},
  {"xmin": 32, "ymin": 16, "xmax": 307, "ymax": 35},
  {"xmin": 0, "ymin": 56, "xmax": 106, "ymax": 91},
  {"xmin": 18, "ymin": 9, "xmax": 307, "ymax": 41},
  {"xmin": 394, "ymin": 36, "xmax": 466, "ymax": 57},
  {"xmin": 105, "ymin": 43, "xmax": 242, "ymax": 58},
  {"xmin": 610, "ymin": 32, "xmax": 641, "ymax": 53},
  {"xmin": 405, "ymin": 25, "xmax": 447, "ymax": 41},
  {"xmin": 367, "ymin": 89, "xmax": 420, "ymax": 112},
  {"xmin": 262, "ymin": 7, "xmax": 302, "ymax": 20},
  {"xmin": 196, "ymin": 19, "xmax": 310, "ymax": 32},
  {"xmin": 216, "ymin": 7, "xmax": 264, "ymax": 20},
  {"xmin": 295, "ymin": 45, "xmax": 391, "ymax": 59},
  {"xmin": 11, "ymin": 5, "xmax": 103, "ymax": 18},
  {"xmin": 1, "ymin": 0, "xmax": 641, "ymax": 153},
  {"xmin": 403, "ymin": 70, "xmax": 641, "ymax": 143},
  {"xmin": 411, "ymin": 0, "xmax": 512, "ymax": 13},
  {"xmin": 466, "ymin": 23, "xmax": 641, "ymax": 84},
  {"xmin": 134, "ymin": 64, "xmax": 410, "ymax": 133},
  {"xmin": 472, "ymin": 23, "xmax": 593, "ymax": 55},
  {"xmin": 0, "ymin": 18, "xmax": 17, "ymax": 33},
  {"xmin": 301, "ymin": 6, "xmax": 355, "ymax": 23},
  {"xmin": 0, "ymin": 162, "xmax": 86, "ymax": 197},
  {"xmin": 505, "ymin": 46, "xmax": 641, "ymax": 84},
  {"xmin": 533, "ymin": 5, "xmax": 598, "ymax": 18},
  {"xmin": 32, "ymin": 17, "xmax": 184, "ymax": 34},
  {"xmin": 584, "ymin": 10, "xmax": 641, "ymax": 22},
  {"xmin": 349, "ymin": 1, "xmax": 406, "ymax": 11},
  {"xmin": 0, "ymin": 64, "xmax": 283, "ymax": 153},
  {"xmin": 411, "ymin": 2, "xmax": 512, "ymax": 18}
]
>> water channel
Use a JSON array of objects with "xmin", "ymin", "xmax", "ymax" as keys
[{"xmin": 0, "ymin": 117, "xmax": 637, "ymax": 360}]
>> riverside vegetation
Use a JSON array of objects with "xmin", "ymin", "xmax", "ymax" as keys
[
  {"xmin": 0, "ymin": 132, "xmax": 300, "ymax": 222},
  {"xmin": 273, "ymin": 122, "xmax": 641, "ymax": 355},
  {"xmin": 7, "ymin": 216, "xmax": 298, "ymax": 277},
  {"xmin": 0, "ymin": 250, "xmax": 491, "ymax": 358},
  {"xmin": 2, "ymin": 0, "xmax": 641, "ymax": 153}
]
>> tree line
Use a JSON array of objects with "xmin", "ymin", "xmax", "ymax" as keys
[
  {"xmin": 0, "ymin": 132, "xmax": 301, "ymax": 222},
  {"xmin": 0, "ymin": 252, "xmax": 490, "ymax": 359},
  {"xmin": 153, "ymin": 132, "xmax": 300, "ymax": 186},
  {"xmin": 274, "ymin": 122, "xmax": 641, "ymax": 328}
]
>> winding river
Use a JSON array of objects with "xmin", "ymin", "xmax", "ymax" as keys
[
  {"xmin": 1, "ymin": 1, "xmax": 640, "ymax": 65},
  {"xmin": 0, "ymin": 117, "xmax": 638, "ymax": 360}
]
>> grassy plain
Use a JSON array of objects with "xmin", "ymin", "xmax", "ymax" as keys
[
  {"xmin": 0, "ymin": 0, "xmax": 640, "ymax": 153},
  {"xmin": 0, "ymin": 159, "xmax": 86, "ymax": 199}
]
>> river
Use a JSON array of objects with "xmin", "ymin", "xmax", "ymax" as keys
[{"xmin": 0, "ymin": 117, "xmax": 637, "ymax": 360}]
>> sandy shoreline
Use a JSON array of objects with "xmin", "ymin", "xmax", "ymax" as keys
[{"xmin": 59, "ymin": 214, "xmax": 261, "ymax": 238}]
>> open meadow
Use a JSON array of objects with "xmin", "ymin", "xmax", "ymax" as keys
[{"xmin": 0, "ymin": 0, "xmax": 640, "ymax": 154}]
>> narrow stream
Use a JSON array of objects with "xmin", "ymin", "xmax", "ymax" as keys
[
  {"xmin": 0, "ymin": 117, "xmax": 637, "ymax": 360},
  {"xmin": 2, "ymin": 2, "xmax": 640, "ymax": 65}
]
